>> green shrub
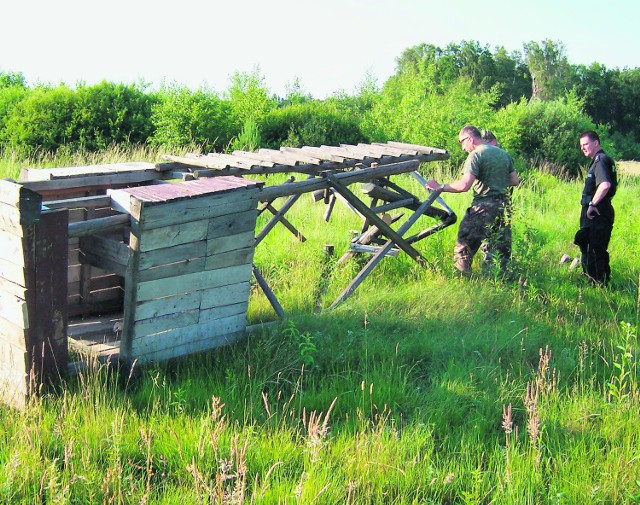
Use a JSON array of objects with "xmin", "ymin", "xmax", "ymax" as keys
[
  {"xmin": 2, "ymin": 84, "xmax": 77, "ymax": 155},
  {"xmin": 149, "ymin": 84, "xmax": 237, "ymax": 152},
  {"xmin": 495, "ymin": 93, "xmax": 595, "ymax": 175},
  {"xmin": 261, "ymin": 99, "xmax": 366, "ymax": 149},
  {"xmin": 0, "ymin": 85, "xmax": 28, "ymax": 136},
  {"xmin": 362, "ymin": 75, "xmax": 499, "ymax": 167},
  {"xmin": 71, "ymin": 81, "xmax": 156, "ymax": 150}
]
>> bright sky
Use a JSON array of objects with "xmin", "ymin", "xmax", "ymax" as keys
[{"xmin": 2, "ymin": 0, "xmax": 639, "ymax": 99}]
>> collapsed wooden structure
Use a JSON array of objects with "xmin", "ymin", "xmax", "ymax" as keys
[{"xmin": 0, "ymin": 141, "xmax": 455, "ymax": 408}]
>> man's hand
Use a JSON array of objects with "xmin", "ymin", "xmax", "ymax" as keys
[
  {"xmin": 424, "ymin": 179, "xmax": 441, "ymax": 191},
  {"xmin": 587, "ymin": 205, "xmax": 600, "ymax": 219}
]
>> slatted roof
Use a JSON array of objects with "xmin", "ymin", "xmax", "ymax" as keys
[{"xmin": 160, "ymin": 141, "xmax": 450, "ymax": 177}]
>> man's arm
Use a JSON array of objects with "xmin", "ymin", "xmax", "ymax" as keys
[
  {"xmin": 425, "ymin": 172, "xmax": 476, "ymax": 193},
  {"xmin": 508, "ymin": 171, "xmax": 520, "ymax": 187},
  {"xmin": 586, "ymin": 181, "xmax": 611, "ymax": 219}
]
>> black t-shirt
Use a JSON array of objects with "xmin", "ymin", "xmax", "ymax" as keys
[{"xmin": 581, "ymin": 150, "xmax": 617, "ymax": 205}]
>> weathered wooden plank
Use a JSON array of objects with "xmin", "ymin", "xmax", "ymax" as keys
[
  {"xmin": 43, "ymin": 194, "xmax": 112, "ymax": 210},
  {"xmin": 330, "ymin": 188, "xmax": 442, "ymax": 309},
  {"xmin": 30, "ymin": 209, "xmax": 69, "ymax": 379},
  {"xmin": 88, "ymin": 272, "xmax": 124, "ymax": 291},
  {"xmin": 110, "ymin": 178, "xmax": 260, "ymax": 221},
  {"xmin": 350, "ymin": 244, "xmax": 399, "ymax": 256},
  {"xmin": 254, "ymin": 193, "xmax": 302, "ymax": 245},
  {"xmin": 219, "ymin": 152, "xmax": 278, "ymax": 168},
  {"xmin": 0, "ymin": 257, "xmax": 26, "ymax": 287},
  {"xmin": 0, "ymin": 275, "xmax": 27, "ymax": 300},
  {"xmin": 0, "ymin": 202, "xmax": 27, "ymax": 236},
  {"xmin": 0, "ymin": 181, "xmax": 42, "ymax": 225},
  {"xmin": 0, "ymin": 365, "xmax": 28, "ymax": 409},
  {"xmin": 204, "ymin": 247, "xmax": 254, "ymax": 271},
  {"xmin": 132, "ymin": 309, "xmax": 200, "ymax": 339},
  {"xmin": 136, "ymin": 263, "xmax": 252, "ymax": 302},
  {"xmin": 232, "ymin": 150, "xmax": 286, "ymax": 166},
  {"xmin": 134, "ymin": 291, "xmax": 202, "ymax": 321},
  {"xmin": 79, "ymin": 235, "xmax": 129, "ymax": 269},
  {"xmin": 137, "ymin": 257, "xmax": 206, "ymax": 283},
  {"xmin": 300, "ymin": 146, "xmax": 348, "ymax": 162},
  {"xmin": 164, "ymin": 153, "xmax": 259, "ymax": 171},
  {"xmin": 207, "ymin": 209, "xmax": 257, "ymax": 240},
  {"xmin": 78, "ymin": 257, "xmax": 124, "ymax": 282},
  {"xmin": 0, "ymin": 316, "xmax": 27, "ymax": 349},
  {"xmin": 136, "ymin": 193, "xmax": 257, "ymax": 231},
  {"xmin": 19, "ymin": 162, "xmax": 157, "ymax": 181},
  {"xmin": 0, "ymin": 291, "xmax": 29, "ymax": 329},
  {"xmin": 20, "ymin": 171, "xmax": 163, "ymax": 192},
  {"xmin": 199, "ymin": 301, "xmax": 248, "ymax": 323},
  {"xmin": 266, "ymin": 148, "xmax": 319, "ymax": 164},
  {"xmin": 199, "ymin": 281, "xmax": 251, "ymax": 309},
  {"xmin": 131, "ymin": 219, "xmax": 209, "ymax": 253},
  {"xmin": 68, "ymin": 214, "xmax": 130, "ymax": 238},
  {"xmin": 130, "ymin": 313, "xmax": 246, "ymax": 361},
  {"xmin": 206, "ymin": 230, "xmax": 255, "ymax": 256},
  {"xmin": 0, "ymin": 231, "xmax": 27, "ymax": 267},
  {"xmin": 67, "ymin": 316, "xmax": 122, "ymax": 338},
  {"xmin": 371, "ymin": 142, "xmax": 419, "ymax": 155},
  {"xmin": 384, "ymin": 141, "xmax": 445, "ymax": 155},
  {"xmin": 134, "ymin": 330, "xmax": 246, "ymax": 363},
  {"xmin": 139, "ymin": 240, "xmax": 207, "ymax": 270},
  {"xmin": 0, "ymin": 338, "xmax": 28, "ymax": 373}
]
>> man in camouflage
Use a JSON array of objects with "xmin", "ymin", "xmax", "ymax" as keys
[{"xmin": 425, "ymin": 125, "xmax": 520, "ymax": 275}]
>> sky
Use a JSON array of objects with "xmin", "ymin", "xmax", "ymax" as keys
[{"xmin": 2, "ymin": 0, "xmax": 639, "ymax": 99}]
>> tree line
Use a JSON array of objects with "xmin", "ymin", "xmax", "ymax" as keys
[{"xmin": 1, "ymin": 39, "xmax": 639, "ymax": 173}]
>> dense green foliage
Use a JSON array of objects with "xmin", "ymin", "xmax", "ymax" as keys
[
  {"xmin": 0, "ymin": 153, "xmax": 638, "ymax": 503},
  {"xmin": 2, "ymin": 38, "xmax": 640, "ymax": 171}
]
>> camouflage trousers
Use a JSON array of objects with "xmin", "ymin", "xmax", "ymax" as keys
[{"xmin": 454, "ymin": 199, "xmax": 512, "ymax": 274}]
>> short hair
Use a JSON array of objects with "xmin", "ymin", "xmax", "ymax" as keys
[
  {"xmin": 459, "ymin": 125, "xmax": 482, "ymax": 140},
  {"xmin": 580, "ymin": 130, "xmax": 600, "ymax": 143},
  {"xmin": 481, "ymin": 129, "xmax": 497, "ymax": 142}
]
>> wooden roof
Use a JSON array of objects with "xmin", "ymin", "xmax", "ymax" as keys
[{"xmin": 159, "ymin": 142, "xmax": 450, "ymax": 177}]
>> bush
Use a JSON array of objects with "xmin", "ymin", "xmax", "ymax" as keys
[
  {"xmin": 362, "ymin": 75, "xmax": 499, "ymax": 167},
  {"xmin": 260, "ymin": 99, "xmax": 367, "ymax": 149},
  {"xmin": 495, "ymin": 93, "xmax": 595, "ymax": 175},
  {"xmin": 71, "ymin": 81, "xmax": 156, "ymax": 150},
  {"xmin": 149, "ymin": 84, "xmax": 237, "ymax": 152},
  {"xmin": 2, "ymin": 85, "xmax": 77, "ymax": 155}
]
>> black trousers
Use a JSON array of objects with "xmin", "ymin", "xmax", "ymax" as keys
[{"xmin": 574, "ymin": 205, "xmax": 614, "ymax": 284}]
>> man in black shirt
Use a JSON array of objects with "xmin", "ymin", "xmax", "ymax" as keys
[{"xmin": 574, "ymin": 131, "xmax": 617, "ymax": 285}]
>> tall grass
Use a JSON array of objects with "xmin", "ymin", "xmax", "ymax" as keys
[{"xmin": 0, "ymin": 149, "xmax": 639, "ymax": 503}]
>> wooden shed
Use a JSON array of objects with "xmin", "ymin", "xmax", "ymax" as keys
[{"xmin": 0, "ymin": 142, "xmax": 452, "ymax": 408}]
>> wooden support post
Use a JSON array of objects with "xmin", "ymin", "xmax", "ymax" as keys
[
  {"xmin": 252, "ymin": 265, "xmax": 285, "ymax": 319},
  {"xmin": 313, "ymin": 244, "xmax": 335, "ymax": 313},
  {"xmin": 323, "ymin": 193, "xmax": 336, "ymax": 222}
]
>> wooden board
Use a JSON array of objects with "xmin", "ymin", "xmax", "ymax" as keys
[
  {"xmin": 130, "ymin": 313, "xmax": 246, "ymax": 362},
  {"xmin": 136, "ymin": 263, "xmax": 252, "ymax": 302}
]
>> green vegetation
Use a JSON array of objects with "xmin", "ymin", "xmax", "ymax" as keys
[
  {"xmin": 1, "ymin": 38, "xmax": 639, "ymax": 503},
  {"xmin": 0, "ymin": 151, "xmax": 639, "ymax": 503}
]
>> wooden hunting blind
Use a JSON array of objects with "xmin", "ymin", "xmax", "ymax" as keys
[{"xmin": 0, "ymin": 142, "xmax": 454, "ymax": 408}]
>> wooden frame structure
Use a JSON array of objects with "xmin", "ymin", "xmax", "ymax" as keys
[{"xmin": 0, "ymin": 141, "xmax": 455, "ymax": 407}]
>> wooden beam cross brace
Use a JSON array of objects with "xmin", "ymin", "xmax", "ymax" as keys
[
  {"xmin": 329, "ymin": 188, "xmax": 443, "ymax": 309},
  {"xmin": 325, "ymin": 174, "xmax": 427, "ymax": 266}
]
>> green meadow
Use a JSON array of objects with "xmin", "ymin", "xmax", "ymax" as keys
[{"xmin": 0, "ymin": 152, "xmax": 639, "ymax": 504}]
